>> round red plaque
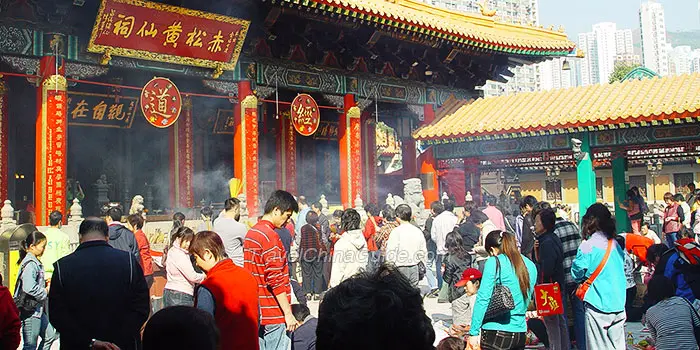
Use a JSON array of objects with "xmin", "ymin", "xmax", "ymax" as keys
[
  {"xmin": 140, "ymin": 77, "xmax": 182, "ymax": 128},
  {"xmin": 290, "ymin": 93, "xmax": 320, "ymax": 136}
]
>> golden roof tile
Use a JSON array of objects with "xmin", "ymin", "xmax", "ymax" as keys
[
  {"xmin": 294, "ymin": 0, "xmax": 575, "ymax": 54},
  {"xmin": 414, "ymin": 73, "xmax": 700, "ymax": 142}
]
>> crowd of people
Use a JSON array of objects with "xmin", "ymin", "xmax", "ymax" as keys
[{"xmin": 3, "ymin": 183, "xmax": 700, "ymax": 350}]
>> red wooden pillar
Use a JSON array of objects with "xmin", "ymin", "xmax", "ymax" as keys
[
  {"xmin": 35, "ymin": 55, "xmax": 67, "ymax": 225},
  {"xmin": 280, "ymin": 112, "xmax": 297, "ymax": 195},
  {"xmin": 339, "ymin": 94, "xmax": 362, "ymax": 208},
  {"xmin": 361, "ymin": 111, "xmax": 377, "ymax": 204},
  {"xmin": 233, "ymin": 81, "xmax": 260, "ymax": 216},
  {"xmin": 402, "ymin": 139, "xmax": 417, "ymax": 178},
  {"xmin": 0, "ymin": 80, "xmax": 8, "ymax": 203},
  {"xmin": 169, "ymin": 98, "xmax": 194, "ymax": 208},
  {"xmin": 418, "ymin": 104, "xmax": 438, "ymax": 208}
]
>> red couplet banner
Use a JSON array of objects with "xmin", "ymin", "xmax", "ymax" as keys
[{"xmin": 88, "ymin": 0, "xmax": 250, "ymax": 71}]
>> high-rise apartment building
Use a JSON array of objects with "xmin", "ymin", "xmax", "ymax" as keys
[
  {"xmin": 578, "ymin": 23, "xmax": 637, "ymax": 85},
  {"xmin": 540, "ymin": 57, "xmax": 574, "ymax": 90},
  {"xmin": 640, "ymin": 1, "xmax": 669, "ymax": 76},
  {"xmin": 423, "ymin": 0, "xmax": 541, "ymax": 96},
  {"xmin": 668, "ymin": 45, "xmax": 693, "ymax": 76},
  {"xmin": 615, "ymin": 29, "xmax": 634, "ymax": 55}
]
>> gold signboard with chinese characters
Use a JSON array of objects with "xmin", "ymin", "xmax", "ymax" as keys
[
  {"xmin": 67, "ymin": 92, "xmax": 137, "ymax": 128},
  {"xmin": 88, "ymin": 0, "xmax": 250, "ymax": 77}
]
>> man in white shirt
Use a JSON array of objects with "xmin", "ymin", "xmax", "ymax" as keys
[
  {"xmin": 431, "ymin": 199, "xmax": 458, "ymax": 289},
  {"xmin": 385, "ymin": 204, "xmax": 428, "ymax": 287},
  {"xmin": 213, "ymin": 197, "xmax": 247, "ymax": 266}
]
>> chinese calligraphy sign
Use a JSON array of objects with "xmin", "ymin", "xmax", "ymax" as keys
[
  {"xmin": 68, "ymin": 92, "xmax": 137, "ymax": 129},
  {"xmin": 88, "ymin": 0, "xmax": 250, "ymax": 73},
  {"xmin": 44, "ymin": 90, "xmax": 68, "ymax": 222},
  {"xmin": 290, "ymin": 93, "xmax": 320, "ymax": 137},
  {"xmin": 140, "ymin": 77, "xmax": 182, "ymax": 128},
  {"xmin": 534, "ymin": 283, "xmax": 563, "ymax": 316}
]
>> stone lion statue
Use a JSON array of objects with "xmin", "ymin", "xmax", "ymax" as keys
[{"xmin": 130, "ymin": 195, "xmax": 145, "ymax": 216}]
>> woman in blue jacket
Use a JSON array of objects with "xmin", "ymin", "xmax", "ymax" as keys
[
  {"xmin": 468, "ymin": 230, "xmax": 537, "ymax": 350},
  {"xmin": 15, "ymin": 231, "xmax": 58, "ymax": 350},
  {"xmin": 571, "ymin": 203, "xmax": 627, "ymax": 350}
]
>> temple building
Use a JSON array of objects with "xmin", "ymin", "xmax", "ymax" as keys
[
  {"xmin": 414, "ymin": 67, "xmax": 700, "ymax": 231},
  {"xmin": 0, "ymin": 0, "xmax": 574, "ymax": 225}
]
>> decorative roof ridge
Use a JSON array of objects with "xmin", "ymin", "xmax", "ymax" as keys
[{"xmin": 413, "ymin": 72, "xmax": 700, "ymax": 142}]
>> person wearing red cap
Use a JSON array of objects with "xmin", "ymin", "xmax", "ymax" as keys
[{"xmin": 450, "ymin": 268, "xmax": 482, "ymax": 337}]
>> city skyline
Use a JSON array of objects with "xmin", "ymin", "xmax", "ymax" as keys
[{"xmin": 539, "ymin": 0, "xmax": 699, "ymax": 40}]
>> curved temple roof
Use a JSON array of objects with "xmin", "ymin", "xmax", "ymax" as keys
[
  {"xmin": 414, "ymin": 73, "xmax": 700, "ymax": 143},
  {"xmin": 276, "ymin": 0, "xmax": 576, "ymax": 56}
]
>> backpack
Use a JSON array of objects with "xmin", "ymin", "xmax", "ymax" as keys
[{"xmin": 674, "ymin": 238, "xmax": 700, "ymax": 299}]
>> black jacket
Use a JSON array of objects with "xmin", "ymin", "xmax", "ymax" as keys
[
  {"xmin": 457, "ymin": 220, "xmax": 480, "ymax": 251},
  {"xmin": 49, "ymin": 240, "xmax": 150, "ymax": 350},
  {"xmin": 108, "ymin": 223, "xmax": 140, "ymax": 266},
  {"xmin": 424, "ymin": 216, "xmax": 437, "ymax": 253},
  {"xmin": 443, "ymin": 253, "xmax": 471, "ymax": 302},
  {"xmin": 534, "ymin": 230, "xmax": 565, "ymax": 288},
  {"xmin": 521, "ymin": 214, "xmax": 536, "ymax": 259}
]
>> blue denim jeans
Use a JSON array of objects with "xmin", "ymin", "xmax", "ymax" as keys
[
  {"xmin": 567, "ymin": 285, "xmax": 586, "ymax": 350},
  {"xmin": 425, "ymin": 251, "xmax": 437, "ymax": 290},
  {"xmin": 436, "ymin": 254, "xmax": 445, "ymax": 289},
  {"xmin": 163, "ymin": 289, "xmax": 195, "ymax": 307},
  {"xmin": 22, "ymin": 314, "xmax": 58, "ymax": 350},
  {"xmin": 665, "ymin": 231, "xmax": 678, "ymax": 248},
  {"xmin": 259, "ymin": 323, "xmax": 289, "ymax": 350}
]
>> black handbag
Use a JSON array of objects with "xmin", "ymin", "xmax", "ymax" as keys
[
  {"xmin": 484, "ymin": 256, "xmax": 515, "ymax": 320},
  {"xmin": 13, "ymin": 260, "xmax": 42, "ymax": 320},
  {"xmin": 418, "ymin": 261, "xmax": 426, "ymax": 281}
]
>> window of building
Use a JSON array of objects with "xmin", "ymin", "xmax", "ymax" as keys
[
  {"xmin": 596, "ymin": 177, "xmax": 604, "ymax": 200},
  {"xmin": 674, "ymin": 173, "xmax": 694, "ymax": 193},
  {"xmin": 545, "ymin": 180, "xmax": 562, "ymax": 202},
  {"xmin": 629, "ymin": 175, "xmax": 647, "ymax": 198}
]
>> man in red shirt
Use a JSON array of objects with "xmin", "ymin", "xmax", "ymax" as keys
[{"xmin": 244, "ymin": 190, "xmax": 300, "ymax": 350}]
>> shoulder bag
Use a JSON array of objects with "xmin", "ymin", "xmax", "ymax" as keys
[
  {"xmin": 13, "ymin": 260, "xmax": 42, "ymax": 320},
  {"xmin": 575, "ymin": 239, "xmax": 613, "ymax": 301},
  {"xmin": 484, "ymin": 256, "xmax": 515, "ymax": 320}
]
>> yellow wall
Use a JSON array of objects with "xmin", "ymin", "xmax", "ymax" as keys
[
  {"xmin": 563, "ymin": 178, "xmax": 578, "ymax": 204},
  {"xmin": 654, "ymin": 175, "xmax": 671, "ymax": 200},
  {"xmin": 520, "ymin": 181, "xmax": 542, "ymax": 199},
  {"xmin": 603, "ymin": 177, "xmax": 614, "ymax": 202}
]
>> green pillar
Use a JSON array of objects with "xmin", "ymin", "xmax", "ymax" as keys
[
  {"xmin": 612, "ymin": 156, "xmax": 630, "ymax": 233},
  {"xmin": 576, "ymin": 132, "xmax": 596, "ymax": 223}
]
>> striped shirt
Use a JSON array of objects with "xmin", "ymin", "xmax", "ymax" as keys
[
  {"xmin": 553, "ymin": 218, "xmax": 582, "ymax": 286},
  {"xmin": 646, "ymin": 296, "xmax": 700, "ymax": 350},
  {"xmin": 244, "ymin": 220, "xmax": 291, "ymax": 325}
]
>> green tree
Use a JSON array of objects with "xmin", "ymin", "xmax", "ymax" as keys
[{"xmin": 609, "ymin": 63, "xmax": 641, "ymax": 84}]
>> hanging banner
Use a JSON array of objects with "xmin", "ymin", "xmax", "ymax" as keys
[
  {"xmin": 140, "ymin": 77, "xmax": 182, "ymax": 128},
  {"xmin": 290, "ymin": 93, "xmax": 320, "ymax": 136},
  {"xmin": 68, "ymin": 92, "xmax": 137, "ymax": 128},
  {"xmin": 42, "ymin": 89, "xmax": 68, "ymax": 223},
  {"xmin": 88, "ymin": 0, "xmax": 250, "ymax": 74},
  {"xmin": 214, "ymin": 108, "xmax": 235, "ymax": 134}
]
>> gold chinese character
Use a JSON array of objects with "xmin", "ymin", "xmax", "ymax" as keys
[
  {"xmin": 113, "ymin": 14, "xmax": 135, "ymax": 38},
  {"xmin": 72, "ymin": 100, "xmax": 89, "ymax": 119},
  {"xmin": 93, "ymin": 101, "xmax": 107, "ymax": 120},
  {"xmin": 186, "ymin": 28, "xmax": 207, "ymax": 47},
  {"xmin": 55, "ymin": 95, "xmax": 63, "ymax": 101},
  {"xmin": 208, "ymin": 30, "xmax": 224, "ymax": 53},
  {"xmin": 163, "ymin": 22, "xmax": 182, "ymax": 48},
  {"xmin": 137, "ymin": 21, "xmax": 158, "ymax": 38},
  {"xmin": 108, "ymin": 104, "xmax": 125, "ymax": 120}
]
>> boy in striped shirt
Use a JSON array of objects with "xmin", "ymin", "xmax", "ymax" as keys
[{"xmin": 245, "ymin": 190, "xmax": 300, "ymax": 350}]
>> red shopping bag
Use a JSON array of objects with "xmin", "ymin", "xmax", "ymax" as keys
[{"xmin": 534, "ymin": 282, "xmax": 564, "ymax": 316}]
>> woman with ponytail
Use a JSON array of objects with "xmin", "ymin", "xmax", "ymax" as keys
[
  {"xmin": 467, "ymin": 230, "xmax": 537, "ymax": 350},
  {"xmin": 14, "ymin": 231, "xmax": 58, "ymax": 349}
]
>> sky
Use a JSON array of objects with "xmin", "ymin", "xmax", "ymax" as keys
[{"xmin": 538, "ymin": 0, "xmax": 700, "ymax": 38}]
